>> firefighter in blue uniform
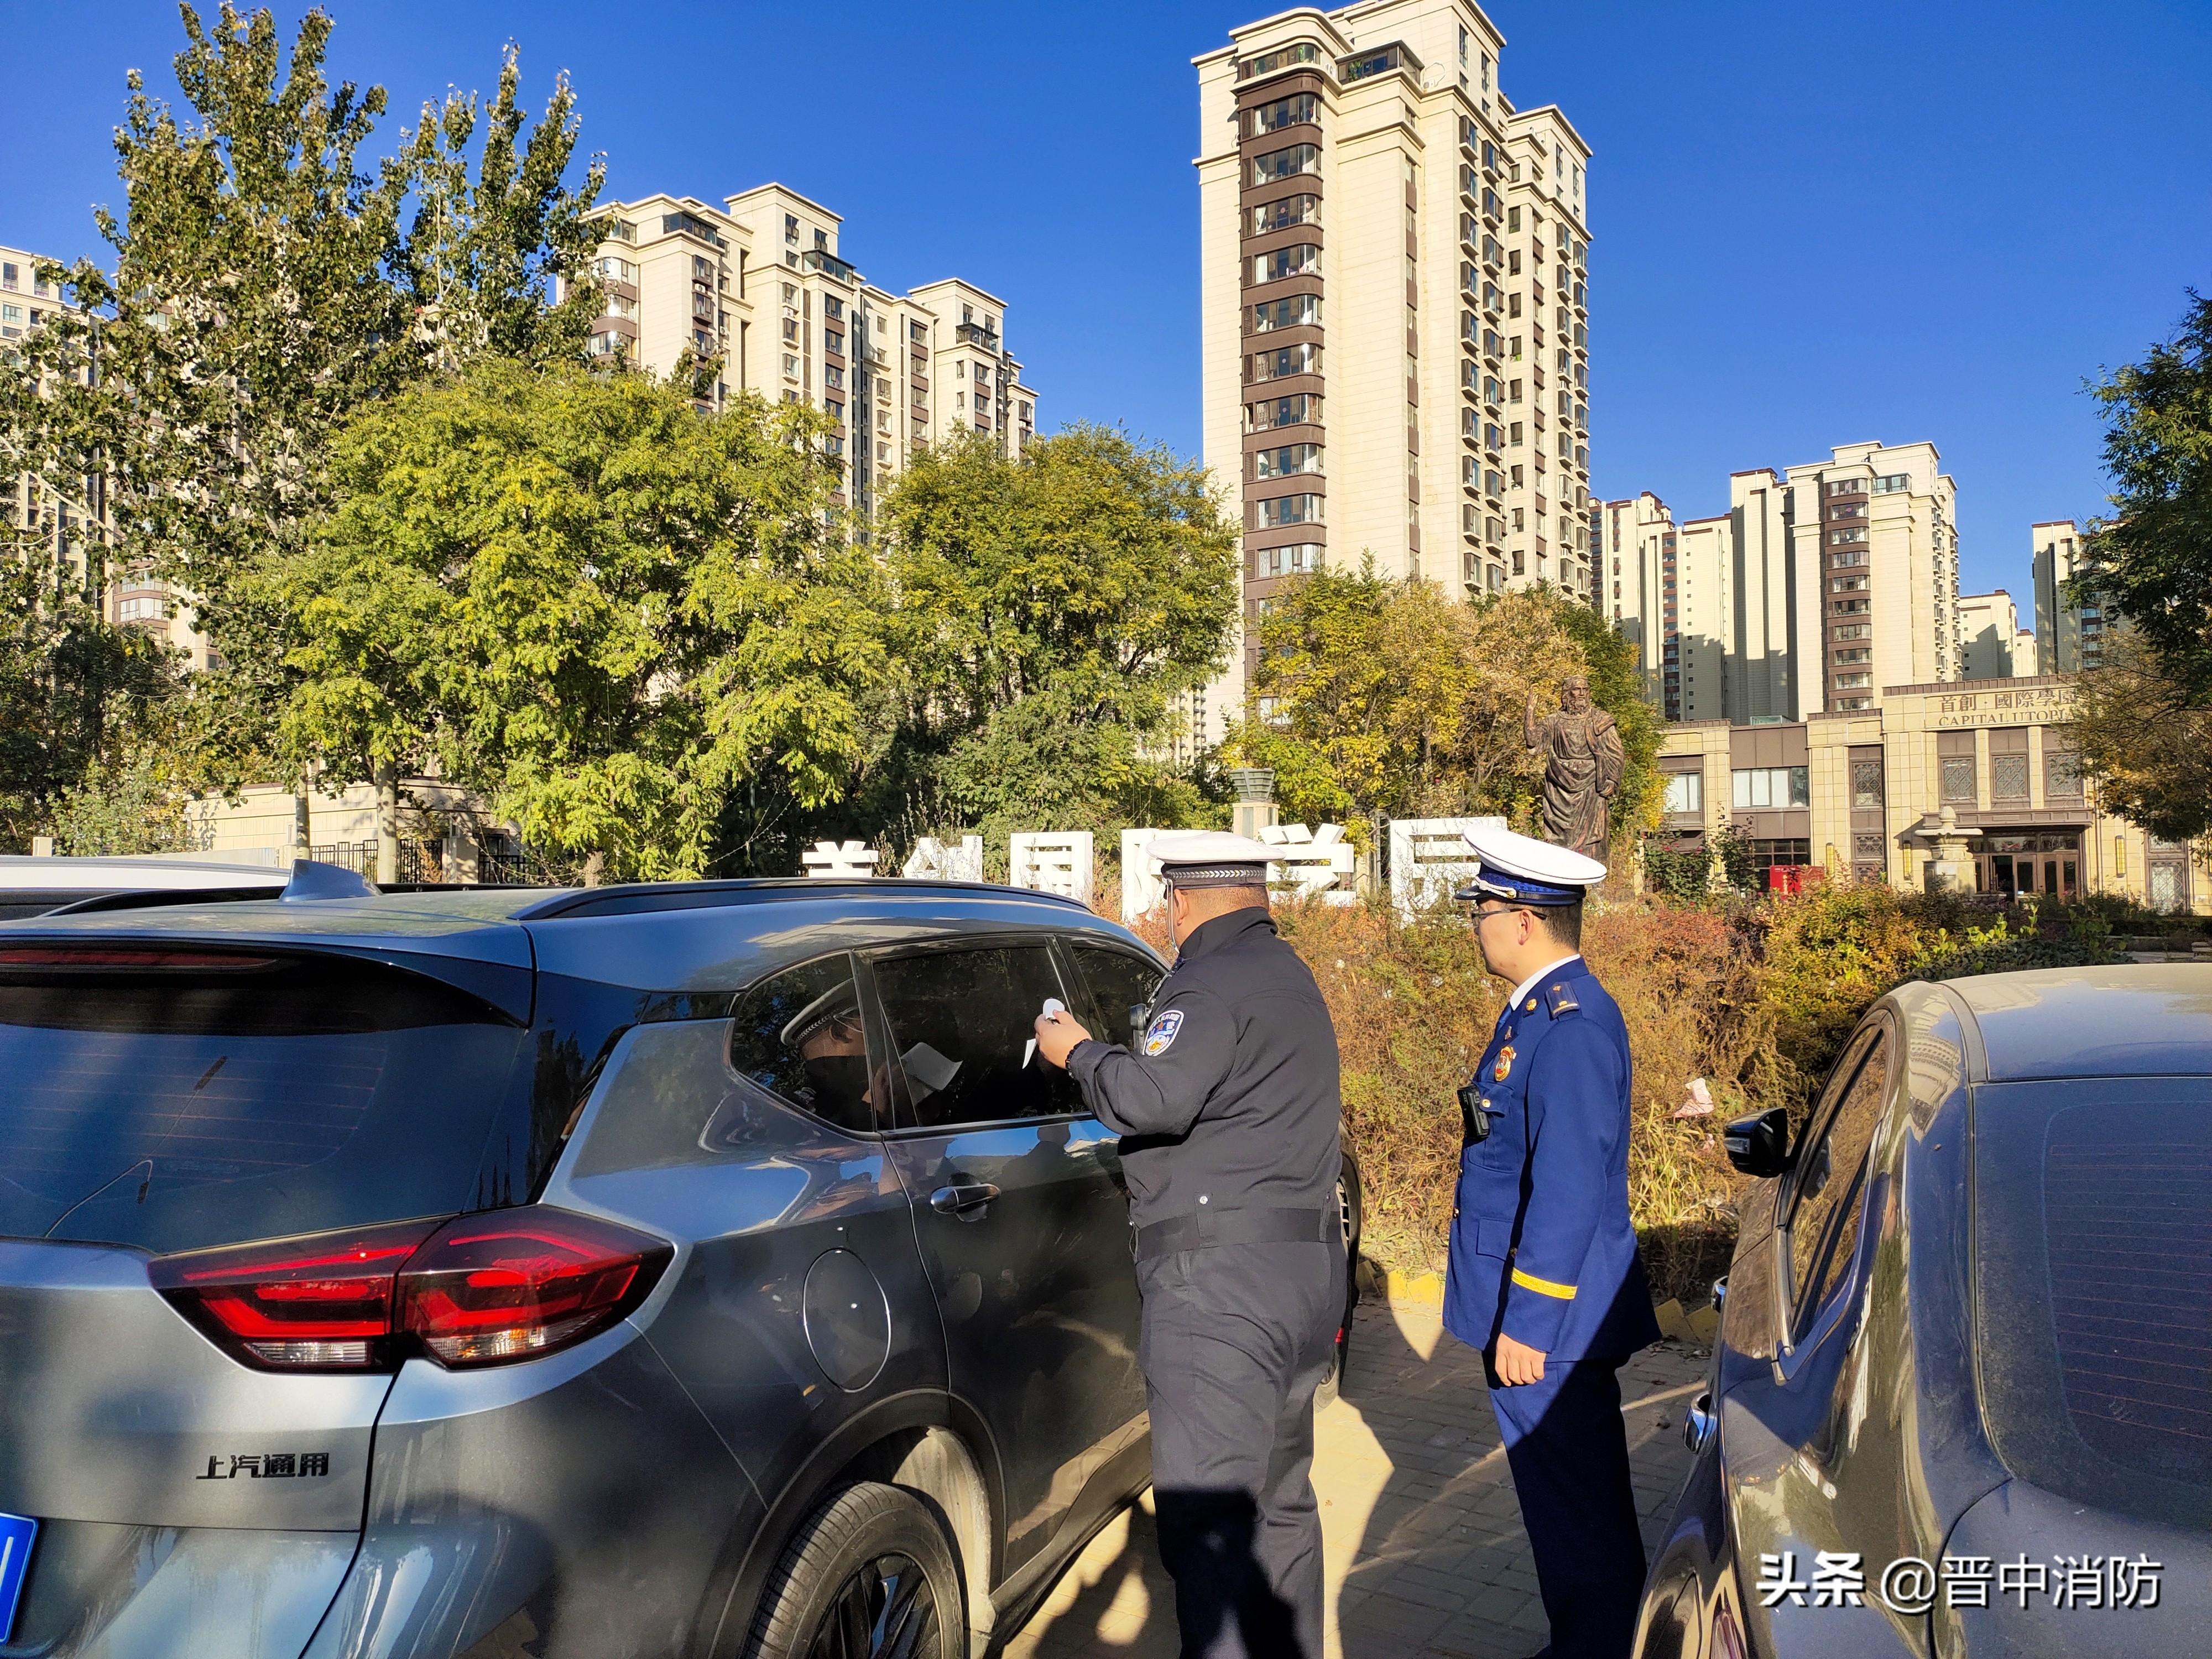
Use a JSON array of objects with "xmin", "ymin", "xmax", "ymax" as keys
[{"xmin": 1445, "ymin": 823, "xmax": 1661, "ymax": 1659}]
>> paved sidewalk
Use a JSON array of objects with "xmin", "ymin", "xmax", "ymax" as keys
[{"xmin": 1003, "ymin": 1300, "xmax": 1708, "ymax": 1659}]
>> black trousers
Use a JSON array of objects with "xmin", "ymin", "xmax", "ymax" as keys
[
  {"xmin": 1484, "ymin": 1353, "xmax": 1647, "ymax": 1659},
  {"xmin": 1137, "ymin": 1238, "xmax": 1343, "ymax": 1659}
]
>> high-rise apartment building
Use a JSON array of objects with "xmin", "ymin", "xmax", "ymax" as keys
[
  {"xmin": 580, "ymin": 187, "xmax": 1040, "ymax": 523},
  {"xmin": 1197, "ymin": 0, "xmax": 1594, "ymax": 714},
  {"xmin": 1783, "ymin": 440, "xmax": 1960, "ymax": 712},
  {"xmin": 1605, "ymin": 440, "xmax": 1962, "ymax": 724},
  {"xmin": 1593, "ymin": 491, "xmax": 1675, "ymax": 712},
  {"xmin": 1958, "ymin": 588, "xmax": 2021, "ymax": 681},
  {"xmin": 2031, "ymin": 519, "xmax": 2106, "ymax": 673},
  {"xmin": 2010, "ymin": 627, "xmax": 2038, "ymax": 677}
]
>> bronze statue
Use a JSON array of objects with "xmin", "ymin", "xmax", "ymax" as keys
[{"xmin": 1526, "ymin": 675, "xmax": 1624, "ymax": 860}]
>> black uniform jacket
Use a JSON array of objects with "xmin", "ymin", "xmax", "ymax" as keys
[{"xmin": 1066, "ymin": 907, "xmax": 1343, "ymax": 1230}]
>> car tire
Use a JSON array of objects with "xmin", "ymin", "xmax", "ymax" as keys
[
  {"xmin": 743, "ymin": 1481, "xmax": 966, "ymax": 1659},
  {"xmin": 1314, "ymin": 1151, "xmax": 1365, "ymax": 1409}
]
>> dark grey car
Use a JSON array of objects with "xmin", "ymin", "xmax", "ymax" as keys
[
  {"xmin": 1635, "ymin": 964, "xmax": 2212, "ymax": 1658},
  {"xmin": 0, "ymin": 873, "xmax": 1193, "ymax": 1657}
]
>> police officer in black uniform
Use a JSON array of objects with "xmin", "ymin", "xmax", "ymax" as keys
[{"xmin": 1034, "ymin": 831, "xmax": 1344, "ymax": 1659}]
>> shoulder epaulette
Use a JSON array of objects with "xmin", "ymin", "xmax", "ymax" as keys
[{"xmin": 1543, "ymin": 979, "xmax": 1582, "ymax": 1016}]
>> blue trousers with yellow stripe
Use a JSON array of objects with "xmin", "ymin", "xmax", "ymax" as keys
[{"xmin": 1483, "ymin": 1352, "xmax": 1646, "ymax": 1659}]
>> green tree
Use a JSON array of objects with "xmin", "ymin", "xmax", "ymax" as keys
[
  {"xmin": 0, "ymin": 6, "xmax": 604, "ymax": 796},
  {"xmin": 394, "ymin": 44, "xmax": 605, "ymax": 371},
  {"xmin": 280, "ymin": 359, "xmax": 884, "ymax": 881},
  {"xmin": 2068, "ymin": 290, "xmax": 2212, "ymax": 844},
  {"xmin": 2075, "ymin": 290, "xmax": 2212, "ymax": 700},
  {"xmin": 1228, "ymin": 571, "xmax": 1641, "ymax": 842},
  {"xmin": 872, "ymin": 427, "xmax": 1239, "ymax": 847}
]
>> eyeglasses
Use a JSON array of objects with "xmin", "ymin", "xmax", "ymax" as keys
[{"xmin": 1473, "ymin": 905, "xmax": 1534, "ymax": 928}]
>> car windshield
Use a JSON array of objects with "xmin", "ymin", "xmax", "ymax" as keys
[
  {"xmin": 1974, "ymin": 1077, "xmax": 2212, "ymax": 1530},
  {"xmin": 0, "ymin": 948, "xmax": 529, "ymax": 1255}
]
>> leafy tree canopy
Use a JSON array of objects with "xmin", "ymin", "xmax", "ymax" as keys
[
  {"xmin": 868, "ymin": 426, "xmax": 1239, "ymax": 845},
  {"xmin": 1226, "ymin": 568, "xmax": 1657, "ymax": 841},
  {"xmin": 277, "ymin": 359, "xmax": 884, "ymax": 881}
]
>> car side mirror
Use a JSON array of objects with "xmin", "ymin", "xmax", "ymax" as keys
[{"xmin": 1723, "ymin": 1107, "xmax": 1793, "ymax": 1178}]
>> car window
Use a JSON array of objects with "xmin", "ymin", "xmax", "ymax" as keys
[
  {"xmin": 1070, "ymin": 943, "xmax": 1166, "ymax": 1047},
  {"xmin": 0, "ymin": 951, "xmax": 526, "ymax": 1255},
  {"xmin": 873, "ymin": 943, "xmax": 1083, "ymax": 1130},
  {"xmin": 1787, "ymin": 1025, "xmax": 1891, "ymax": 1337},
  {"xmin": 728, "ymin": 953, "xmax": 879, "ymax": 1134},
  {"xmin": 1974, "ymin": 1078, "xmax": 2212, "ymax": 1531}
]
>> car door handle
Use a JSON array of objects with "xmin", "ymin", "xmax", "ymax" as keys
[{"xmin": 930, "ymin": 1182, "xmax": 1001, "ymax": 1215}]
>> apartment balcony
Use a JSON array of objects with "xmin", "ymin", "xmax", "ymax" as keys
[
  {"xmin": 955, "ymin": 321, "xmax": 1001, "ymax": 353},
  {"xmin": 801, "ymin": 248, "xmax": 858, "ymax": 285}
]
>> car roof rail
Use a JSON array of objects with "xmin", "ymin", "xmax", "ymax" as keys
[
  {"xmin": 40, "ymin": 883, "xmax": 289, "ymax": 916},
  {"xmin": 513, "ymin": 876, "xmax": 1094, "ymax": 923}
]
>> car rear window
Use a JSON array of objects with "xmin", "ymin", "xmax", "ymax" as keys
[
  {"xmin": 1974, "ymin": 1079, "xmax": 2212, "ymax": 1530},
  {"xmin": 0, "ymin": 948, "xmax": 529, "ymax": 1255}
]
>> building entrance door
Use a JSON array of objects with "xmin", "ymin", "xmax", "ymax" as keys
[{"xmin": 1976, "ymin": 832, "xmax": 2080, "ymax": 899}]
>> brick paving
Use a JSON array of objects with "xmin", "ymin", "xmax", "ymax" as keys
[{"xmin": 1002, "ymin": 1300, "xmax": 1709, "ymax": 1659}]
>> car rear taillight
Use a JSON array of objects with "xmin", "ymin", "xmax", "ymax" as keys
[
  {"xmin": 151, "ymin": 1219, "xmax": 436, "ymax": 1370},
  {"xmin": 397, "ymin": 1211, "xmax": 672, "ymax": 1367},
  {"xmin": 151, "ymin": 1209, "xmax": 671, "ymax": 1373}
]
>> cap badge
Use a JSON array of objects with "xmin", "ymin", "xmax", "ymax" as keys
[{"xmin": 1493, "ymin": 1044, "xmax": 1516, "ymax": 1082}]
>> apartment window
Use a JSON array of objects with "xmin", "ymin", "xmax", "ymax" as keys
[
  {"xmin": 1508, "ymin": 335, "xmax": 1522, "ymax": 359},
  {"xmin": 1662, "ymin": 771, "xmax": 1702, "ymax": 814},
  {"xmin": 1246, "ymin": 393, "xmax": 1321, "ymax": 431},
  {"xmin": 0, "ymin": 263, "xmax": 14, "ymax": 289},
  {"xmin": 593, "ymin": 255, "xmax": 637, "ymax": 283},
  {"xmin": 1940, "ymin": 757, "xmax": 1976, "ymax": 805},
  {"xmin": 1253, "ymin": 294, "xmax": 1319, "ymax": 332},
  {"xmin": 1832, "ymin": 647, "xmax": 1871, "ymax": 665},
  {"xmin": 1250, "ymin": 194, "xmax": 1321, "ymax": 236},
  {"xmin": 1824, "ymin": 478, "xmax": 1865, "ymax": 496},
  {"xmin": 825, "ymin": 365, "xmax": 844, "ymax": 390},
  {"xmin": 782, "ymin": 353, "xmax": 799, "ymax": 378},
  {"xmin": 1833, "ymin": 598, "xmax": 1871, "ymax": 615},
  {"xmin": 1258, "ymin": 543, "xmax": 1321, "ymax": 577},
  {"xmin": 1830, "ymin": 550, "xmax": 1869, "ymax": 570},
  {"xmin": 586, "ymin": 331, "xmax": 622, "ymax": 358},
  {"xmin": 1508, "ymin": 421, "xmax": 1524, "ymax": 446},
  {"xmin": 1254, "ymin": 442, "xmax": 1322, "ymax": 479},
  {"xmin": 1832, "ymin": 624, "xmax": 1871, "ymax": 640},
  {"xmin": 1830, "ymin": 575, "xmax": 1869, "ymax": 593},
  {"xmin": 1239, "ymin": 40, "xmax": 1321, "ymax": 77},
  {"xmin": 1250, "ymin": 144, "xmax": 1319, "ymax": 186},
  {"xmin": 1851, "ymin": 759, "xmax": 1885, "ymax": 810},
  {"xmin": 910, "ymin": 320, "xmax": 927, "ymax": 342},
  {"xmin": 1871, "ymin": 472, "xmax": 1911, "ymax": 494},
  {"xmin": 1732, "ymin": 766, "xmax": 1809, "ymax": 809},
  {"xmin": 0, "ymin": 303, "xmax": 22, "ymax": 327},
  {"xmin": 1253, "ymin": 244, "xmax": 1319, "ymax": 284},
  {"xmin": 1249, "ymin": 342, "xmax": 1320, "ymax": 383},
  {"xmin": 1247, "ymin": 93, "xmax": 1318, "ymax": 135},
  {"xmin": 1829, "ymin": 527, "xmax": 1867, "ymax": 545},
  {"xmin": 784, "ymin": 212, "xmax": 799, "ymax": 244},
  {"xmin": 1256, "ymin": 494, "xmax": 1322, "ymax": 528}
]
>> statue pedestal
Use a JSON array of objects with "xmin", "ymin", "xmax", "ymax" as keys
[{"xmin": 1917, "ymin": 807, "xmax": 1981, "ymax": 895}]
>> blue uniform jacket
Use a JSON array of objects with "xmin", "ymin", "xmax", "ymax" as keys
[{"xmin": 1443, "ymin": 956, "xmax": 1662, "ymax": 1361}]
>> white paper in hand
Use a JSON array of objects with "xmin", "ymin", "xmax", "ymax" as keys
[{"xmin": 1024, "ymin": 998, "xmax": 1068, "ymax": 1068}]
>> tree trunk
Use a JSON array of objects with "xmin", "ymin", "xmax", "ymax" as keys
[
  {"xmin": 582, "ymin": 850, "xmax": 606, "ymax": 888},
  {"xmin": 374, "ymin": 763, "xmax": 399, "ymax": 886}
]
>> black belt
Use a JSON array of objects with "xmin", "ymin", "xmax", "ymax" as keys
[{"xmin": 1133, "ymin": 1206, "xmax": 1335, "ymax": 1262}]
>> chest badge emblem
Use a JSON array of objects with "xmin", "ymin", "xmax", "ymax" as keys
[{"xmin": 1493, "ymin": 1043, "xmax": 1516, "ymax": 1082}]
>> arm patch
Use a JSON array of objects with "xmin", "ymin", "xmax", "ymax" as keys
[{"xmin": 1142, "ymin": 1008, "xmax": 1185, "ymax": 1055}]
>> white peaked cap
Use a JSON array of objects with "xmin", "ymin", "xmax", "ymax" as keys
[
  {"xmin": 1149, "ymin": 830, "xmax": 1277, "ymax": 888},
  {"xmin": 1456, "ymin": 822, "xmax": 1606, "ymax": 906}
]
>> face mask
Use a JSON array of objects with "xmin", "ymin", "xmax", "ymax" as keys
[{"xmin": 802, "ymin": 1056, "xmax": 869, "ymax": 1110}]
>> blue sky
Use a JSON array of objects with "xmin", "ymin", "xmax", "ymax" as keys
[{"xmin": 4, "ymin": 1, "xmax": 2209, "ymax": 603}]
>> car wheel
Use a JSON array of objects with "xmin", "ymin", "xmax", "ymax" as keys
[
  {"xmin": 1315, "ymin": 1152, "xmax": 1364, "ymax": 1408},
  {"xmin": 744, "ymin": 1481, "xmax": 964, "ymax": 1659}
]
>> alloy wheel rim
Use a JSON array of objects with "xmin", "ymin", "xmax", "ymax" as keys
[{"xmin": 806, "ymin": 1550, "xmax": 939, "ymax": 1659}]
